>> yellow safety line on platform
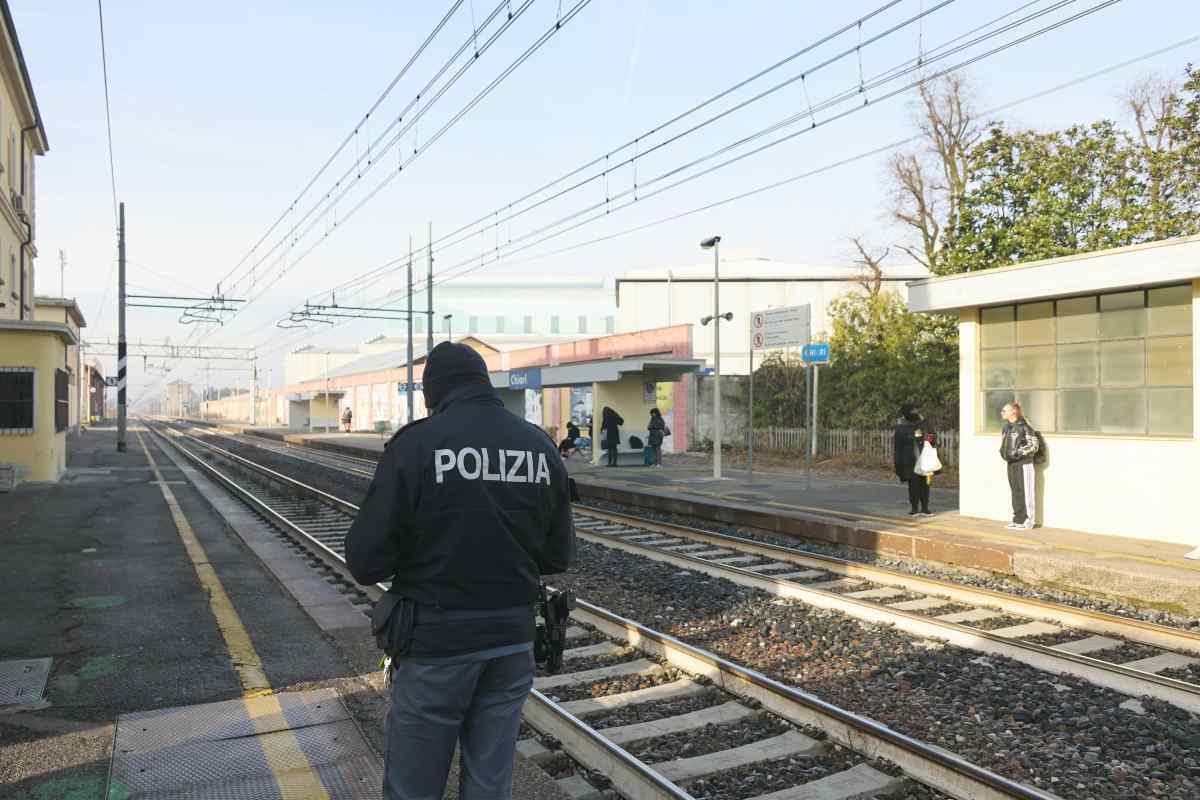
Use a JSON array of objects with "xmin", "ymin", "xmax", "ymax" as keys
[{"xmin": 137, "ymin": 432, "xmax": 333, "ymax": 800}]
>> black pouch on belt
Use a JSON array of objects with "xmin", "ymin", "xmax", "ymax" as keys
[{"xmin": 371, "ymin": 591, "xmax": 415, "ymax": 658}]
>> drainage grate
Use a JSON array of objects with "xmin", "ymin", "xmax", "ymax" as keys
[
  {"xmin": 0, "ymin": 658, "xmax": 52, "ymax": 705},
  {"xmin": 108, "ymin": 688, "xmax": 382, "ymax": 799}
]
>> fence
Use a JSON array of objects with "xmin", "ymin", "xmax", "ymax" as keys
[{"xmin": 748, "ymin": 427, "xmax": 959, "ymax": 466}]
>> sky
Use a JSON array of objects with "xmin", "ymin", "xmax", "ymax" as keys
[{"xmin": 10, "ymin": 0, "xmax": 1200, "ymax": 398}]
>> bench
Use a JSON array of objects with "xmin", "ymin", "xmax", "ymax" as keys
[{"xmin": 600, "ymin": 429, "xmax": 651, "ymax": 466}]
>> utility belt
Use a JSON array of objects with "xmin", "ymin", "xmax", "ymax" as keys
[{"xmin": 371, "ymin": 591, "xmax": 536, "ymax": 660}]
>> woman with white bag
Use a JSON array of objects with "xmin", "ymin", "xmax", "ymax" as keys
[{"xmin": 893, "ymin": 404, "xmax": 940, "ymax": 518}]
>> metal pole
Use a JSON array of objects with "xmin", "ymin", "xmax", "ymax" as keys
[
  {"xmin": 250, "ymin": 357, "xmax": 257, "ymax": 426},
  {"xmin": 712, "ymin": 241, "xmax": 721, "ymax": 480},
  {"xmin": 748, "ymin": 347, "xmax": 754, "ymax": 477},
  {"xmin": 407, "ymin": 236, "xmax": 414, "ymax": 424},
  {"xmin": 808, "ymin": 363, "xmax": 819, "ymax": 490},
  {"xmin": 117, "ymin": 202, "xmax": 127, "ymax": 452},
  {"xmin": 427, "ymin": 222, "xmax": 434, "ymax": 356}
]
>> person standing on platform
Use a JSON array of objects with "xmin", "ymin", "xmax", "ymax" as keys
[
  {"xmin": 341, "ymin": 406, "xmax": 353, "ymax": 433},
  {"xmin": 344, "ymin": 342, "xmax": 576, "ymax": 800},
  {"xmin": 600, "ymin": 406, "xmax": 623, "ymax": 467},
  {"xmin": 999, "ymin": 401, "xmax": 1040, "ymax": 530},
  {"xmin": 647, "ymin": 408, "xmax": 670, "ymax": 468},
  {"xmin": 893, "ymin": 404, "xmax": 935, "ymax": 517}
]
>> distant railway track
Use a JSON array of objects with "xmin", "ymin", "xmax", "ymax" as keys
[{"xmin": 146, "ymin": 421, "xmax": 1059, "ymax": 800}]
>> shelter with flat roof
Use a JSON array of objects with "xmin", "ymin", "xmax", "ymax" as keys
[{"xmin": 907, "ymin": 236, "xmax": 1198, "ymax": 547}]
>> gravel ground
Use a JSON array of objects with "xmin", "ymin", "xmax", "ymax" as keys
[
  {"xmin": 580, "ymin": 500, "xmax": 1200, "ymax": 631},
  {"xmin": 544, "ymin": 662, "xmax": 689, "ymax": 703},
  {"xmin": 193, "ymin": 432, "xmax": 372, "ymax": 504},
  {"xmin": 590, "ymin": 688, "xmax": 727, "ymax": 727},
  {"xmin": 626, "ymin": 713, "xmax": 790, "ymax": 762},
  {"xmin": 679, "ymin": 752, "xmax": 858, "ymax": 800},
  {"xmin": 963, "ymin": 614, "xmax": 1034, "ymax": 631},
  {"xmin": 1161, "ymin": 663, "xmax": 1200, "ymax": 684},
  {"xmin": 559, "ymin": 539, "xmax": 1200, "ymax": 800}
]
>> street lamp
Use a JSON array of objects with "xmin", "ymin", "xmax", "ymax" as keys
[
  {"xmin": 443, "ymin": 313, "xmax": 454, "ymax": 342},
  {"xmin": 700, "ymin": 235, "xmax": 725, "ymax": 479}
]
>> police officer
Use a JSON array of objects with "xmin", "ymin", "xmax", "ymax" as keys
[{"xmin": 344, "ymin": 341, "xmax": 575, "ymax": 800}]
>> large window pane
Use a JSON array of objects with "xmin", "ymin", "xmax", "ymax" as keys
[
  {"xmin": 1017, "ymin": 302, "xmax": 1054, "ymax": 345},
  {"xmin": 1099, "ymin": 389, "xmax": 1146, "ymax": 434},
  {"xmin": 1056, "ymin": 296, "xmax": 1097, "ymax": 342},
  {"xmin": 1100, "ymin": 339, "xmax": 1145, "ymax": 386},
  {"xmin": 1148, "ymin": 285, "xmax": 1192, "ymax": 336},
  {"xmin": 1058, "ymin": 389, "xmax": 1098, "ymax": 432},
  {"xmin": 1100, "ymin": 291, "xmax": 1145, "ymax": 339},
  {"xmin": 1148, "ymin": 336, "xmax": 1193, "ymax": 386},
  {"xmin": 1017, "ymin": 345, "xmax": 1055, "ymax": 388},
  {"xmin": 1148, "ymin": 388, "xmax": 1193, "ymax": 436},
  {"xmin": 1017, "ymin": 390, "xmax": 1055, "ymax": 432},
  {"xmin": 981, "ymin": 349, "xmax": 1016, "ymax": 389},
  {"xmin": 980, "ymin": 306, "xmax": 1015, "ymax": 349},
  {"xmin": 982, "ymin": 390, "xmax": 1015, "ymax": 432},
  {"xmin": 1058, "ymin": 343, "xmax": 1098, "ymax": 387}
]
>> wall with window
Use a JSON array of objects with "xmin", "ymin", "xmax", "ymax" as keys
[
  {"xmin": 0, "ymin": 328, "xmax": 70, "ymax": 482},
  {"xmin": 959, "ymin": 280, "xmax": 1198, "ymax": 545}
]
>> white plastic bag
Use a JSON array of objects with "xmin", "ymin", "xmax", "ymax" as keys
[{"xmin": 915, "ymin": 443, "xmax": 942, "ymax": 475}]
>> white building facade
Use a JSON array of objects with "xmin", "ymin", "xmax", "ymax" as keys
[
  {"xmin": 616, "ymin": 256, "xmax": 929, "ymax": 375},
  {"xmin": 908, "ymin": 236, "xmax": 1198, "ymax": 548}
]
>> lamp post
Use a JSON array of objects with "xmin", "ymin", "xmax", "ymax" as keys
[
  {"xmin": 443, "ymin": 313, "xmax": 454, "ymax": 343},
  {"xmin": 699, "ymin": 235, "xmax": 729, "ymax": 480}
]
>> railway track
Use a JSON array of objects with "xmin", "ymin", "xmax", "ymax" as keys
[
  {"xmin": 148, "ymin": 421, "xmax": 1060, "ymax": 800},
  {"xmin": 571, "ymin": 506, "xmax": 1200, "ymax": 715}
]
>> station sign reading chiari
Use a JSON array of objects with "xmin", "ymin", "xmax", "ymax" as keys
[{"xmin": 749, "ymin": 304, "xmax": 811, "ymax": 350}]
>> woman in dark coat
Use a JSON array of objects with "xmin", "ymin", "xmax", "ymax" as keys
[
  {"xmin": 600, "ymin": 406, "xmax": 623, "ymax": 466},
  {"xmin": 894, "ymin": 403, "xmax": 936, "ymax": 517},
  {"xmin": 647, "ymin": 408, "xmax": 670, "ymax": 468}
]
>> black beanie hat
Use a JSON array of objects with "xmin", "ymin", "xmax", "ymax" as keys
[{"xmin": 422, "ymin": 342, "xmax": 493, "ymax": 410}]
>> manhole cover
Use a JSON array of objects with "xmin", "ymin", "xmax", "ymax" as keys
[{"xmin": 0, "ymin": 658, "xmax": 52, "ymax": 705}]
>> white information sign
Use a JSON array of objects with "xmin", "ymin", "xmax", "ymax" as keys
[{"xmin": 750, "ymin": 304, "xmax": 811, "ymax": 350}]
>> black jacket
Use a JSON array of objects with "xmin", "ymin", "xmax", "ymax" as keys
[
  {"xmin": 1000, "ymin": 418, "xmax": 1040, "ymax": 464},
  {"xmin": 648, "ymin": 415, "xmax": 669, "ymax": 446},
  {"xmin": 601, "ymin": 407, "xmax": 624, "ymax": 445},
  {"xmin": 344, "ymin": 386, "xmax": 576, "ymax": 611},
  {"xmin": 893, "ymin": 419, "xmax": 934, "ymax": 482}
]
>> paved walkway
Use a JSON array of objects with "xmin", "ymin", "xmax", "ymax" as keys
[{"xmin": 0, "ymin": 427, "xmax": 565, "ymax": 800}]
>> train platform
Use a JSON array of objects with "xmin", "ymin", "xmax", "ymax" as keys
[
  {"xmin": 240, "ymin": 428, "xmax": 1199, "ymax": 615},
  {"xmin": 0, "ymin": 426, "xmax": 567, "ymax": 800}
]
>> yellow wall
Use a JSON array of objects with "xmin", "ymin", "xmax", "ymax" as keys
[
  {"xmin": 0, "ymin": 329, "xmax": 67, "ymax": 481},
  {"xmin": 310, "ymin": 394, "xmax": 341, "ymax": 429},
  {"xmin": 591, "ymin": 375, "xmax": 657, "ymax": 464},
  {"xmin": 956, "ymin": 280, "xmax": 1199, "ymax": 547}
]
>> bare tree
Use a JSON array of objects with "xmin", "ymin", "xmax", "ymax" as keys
[
  {"xmin": 889, "ymin": 74, "xmax": 981, "ymax": 272},
  {"xmin": 1126, "ymin": 75, "xmax": 1184, "ymax": 239},
  {"xmin": 850, "ymin": 237, "xmax": 888, "ymax": 296}
]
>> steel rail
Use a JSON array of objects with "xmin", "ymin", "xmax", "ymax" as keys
[
  {"xmin": 573, "ymin": 521, "xmax": 1200, "ymax": 714},
  {"xmin": 568, "ymin": 599, "xmax": 1058, "ymax": 800},
  {"xmin": 575, "ymin": 505, "xmax": 1200, "ymax": 655}
]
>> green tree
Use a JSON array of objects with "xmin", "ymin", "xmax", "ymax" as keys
[{"xmin": 752, "ymin": 293, "xmax": 959, "ymax": 430}]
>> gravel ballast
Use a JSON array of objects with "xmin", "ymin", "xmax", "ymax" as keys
[{"xmin": 558, "ymin": 539, "xmax": 1200, "ymax": 800}]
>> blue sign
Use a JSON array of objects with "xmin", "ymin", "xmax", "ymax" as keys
[
  {"xmin": 801, "ymin": 343, "xmax": 830, "ymax": 365},
  {"xmin": 396, "ymin": 382, "xmax": 423, "ymax": 394},
  {"xmin": 509, "ymin": 368, "xmax": 542, "ymax": 390}
]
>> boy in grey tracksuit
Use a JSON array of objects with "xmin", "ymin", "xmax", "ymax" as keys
[{"xmin": 999, "ymin": 402, "xmax": 1040, "ymax": 530}]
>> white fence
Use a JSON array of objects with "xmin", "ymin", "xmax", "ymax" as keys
[{"xmin": 748, "ymin": 427, "xmax": 959, "ymax": 466}]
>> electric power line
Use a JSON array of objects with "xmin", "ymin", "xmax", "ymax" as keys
[{"xmin": 96, "ymin": 0, "xmax": 118, "ymax": 227}]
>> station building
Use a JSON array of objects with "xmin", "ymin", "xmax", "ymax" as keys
[
  {"xmin": 907, "ymin": 236, "xmax": 1198, "ymax": 547},
  {"xmin": 0, "ymin": 2, "xmax": 58, "ymax": 487}
]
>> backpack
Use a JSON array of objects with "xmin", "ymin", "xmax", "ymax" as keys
[{"xmin": 1032, "ymin": 429, "xmax": 1047, "ymax": 464}]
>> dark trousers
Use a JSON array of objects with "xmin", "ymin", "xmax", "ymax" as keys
[
  {"xmin": 605, "ymin": 440, "xmax": 618, "ymax": 466},
  {"xmin": 652, "ymin": 445, "xmax": 663, "ymax": 465},
  {"xmin": 385, "ymin": 648, "xmax": 534, "ymax": 800},
  {"xmin": 907, "ymin": 476, "xmax": 930, "ymax": 513},
  {"xmin": 1007, "ymin": 461, "xmax": 1036, "ymax": 524}
]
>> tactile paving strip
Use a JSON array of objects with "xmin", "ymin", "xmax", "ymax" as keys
[
  {"xmin": 107, "ymin": 688, "xmax": 382, "ymax": 799},
  {"xmin": 0, "ymin": 658, "xmax": 51, "ymax": 705}
]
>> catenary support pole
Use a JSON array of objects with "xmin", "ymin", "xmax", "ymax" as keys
[
  {"xmin": 427, "ymin": 222, "xmax": 434, "ymax": 356},
  {"xmin": 117, "ymin": 202, "xmax": 127, "ymax": 452},
  {"xmin": 249, "ymin": 357, "xmax": 257, "ymax": 426},
  {"xmin": 748, "ymin": 347, "xmax": 754, "ymax": 477},
  {"xmin": 712, "ymin": 240, "xmax": 722, "ymax": 480},
  {"xmin": 407, "ymin": 237, "xmax": 414, "ymax": 424}
]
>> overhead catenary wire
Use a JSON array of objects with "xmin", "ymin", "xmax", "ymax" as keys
[
  {"xmin": 429, "ymin": 0, "xmax": 1117, "ymax": 285},
  {"xmin": 252, "ymin": 25, "xmax": 1184, "ymax": 367},
  {"xmin": 212, "ymin": 0, "xmax": 594, "ymax": 340},
  {"xmin": 213, "ymin": 0, "xmax": 466, "ymax": 293},
  {"xmin": 96, "ymin": 0, "xmax": 118, "ymax": 227}
]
